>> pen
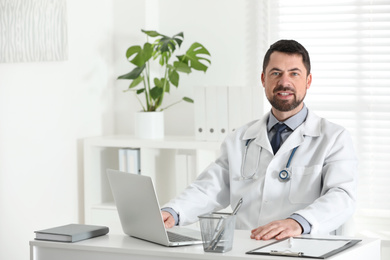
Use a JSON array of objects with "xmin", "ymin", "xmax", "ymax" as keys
[
  {"xmin": 207, "ymin": 218, "xmax": 224, "ymax": 247},
  {"xmin": 231, "ymin": 198, "xmax": 243, "ymax": 216},
  {"xmin": 210, "ymin": 225, "xmax": 226, "ymax": 250},
  {"xmin": 289, "ymin": 237, "xmax": 294, "ymax": 248}
]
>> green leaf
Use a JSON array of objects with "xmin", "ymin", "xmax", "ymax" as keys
[
  {"xmin": 159, "ymin": 36, "xmax": 176, "ymax": 53},
  {"xmin": 173, "ymin": 61, "xmax": 191, "ymax": 73},
  {"xmin": 172, "ymin": 32, "xmax": 184, "ymax": 47},
  {"xmin": 143, "ymin": 43, "xmax": 153, "ymax": 60},
  {"xmin": 117, "ymin": 65, "xmax": 145, "ymax": 80},
  {"xmin": 126, "ymin": 45, "xmax": 142, "ymax": 62},
  {"xmin": 126, "ymin": 45, "xmax": 141, "ymax": 60},
  {"xmin": 162, "ymin": 79, "xmax": 170, "ymax": 93},
  {"xmin": 129, "ymin": 76, "xmax": 143, "ymax": 88},
  {"xmin": 154, "ymin": 78, "xmax": 170, "ymax": 92},
  {"xmin": 141, "ymin": 29, "xmax": 164, "ymax": 38},
  {"xmin": 150, "ymin": 86, "xmax": 163, "ymax": 100},
  {"xmin": 159, "ymin": 52, "xmax": 170, "ymax": 66},
  {"xmin": 126, "ymin": 43, "xmax": 152, "ymax": 67},
  {"xmin": 154, "ymin": 78, "xmax": 163, "ymax": 88},
  {"xmin": 158, "ymin": 33, "xmax": 184, "ymax": 53},
  {"xmin": 136, "ymin": 88, "xmax": 145, "ymax": 94},
  {"xmin": 152, "ymin": 32, "xmax": 184, "ymax": 62},
  {"xmin": 169, "ymin": 69, "xmax": 179, "ymax": 87},
  {"xmin": 183, "ymin": 97, "xmax": 194, "ymax": 103},
  {"xmin": 178, "ymin": 42, "xmax": 211, "ymax": 72}
]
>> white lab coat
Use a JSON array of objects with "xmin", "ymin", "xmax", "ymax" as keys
[{"xmin": 163, "ymin": 109, "xmax": 358, "ymax": 234}]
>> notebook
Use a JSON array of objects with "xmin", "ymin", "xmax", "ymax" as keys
[{"xmin": 106, "ymin": 169, "xmax": 202, "ymax": 246}]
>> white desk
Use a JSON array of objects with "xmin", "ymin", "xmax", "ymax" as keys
[{"xmin": 30, "ymin": 230, "xmax": 380, "ymax": 260}]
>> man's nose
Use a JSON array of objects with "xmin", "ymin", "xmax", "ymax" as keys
[{"xmin": 278, "ymin": 73, "xmax": 292, "ymax": 87}]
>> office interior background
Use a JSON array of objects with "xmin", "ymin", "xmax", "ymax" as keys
[{"xmin": 0, "ymin": 0, "xmax": 389, "ymax": 259}]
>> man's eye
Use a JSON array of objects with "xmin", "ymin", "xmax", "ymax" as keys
[
  {"xmin": 272, "ymin": 72, "xmax": 280, "ymax": 76},
  {"xmin": 292, "ymin": 72, "xmax": 299, "ymax": 76}
]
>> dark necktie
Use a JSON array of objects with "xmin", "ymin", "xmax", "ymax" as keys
[{"xmin": 271, "ymin": 123, "xmax": 288, "ymax": 154}]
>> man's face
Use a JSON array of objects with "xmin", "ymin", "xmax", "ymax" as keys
[{"xmin": 261, "ymin": 51, "xmax": 312, "ymax": 117}]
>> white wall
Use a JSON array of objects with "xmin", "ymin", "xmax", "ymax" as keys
[{"xmin": 0, "ymin": 0, "xmax": 115, "ymax": 259}]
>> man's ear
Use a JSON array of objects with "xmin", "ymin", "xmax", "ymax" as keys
[
  {"xmin": 306, "ymin": 73, "xmax": 312, "ymax": 90},
  {"xmin": 261, "ymin": 72, "xmax": 265, "ymax": 88}
]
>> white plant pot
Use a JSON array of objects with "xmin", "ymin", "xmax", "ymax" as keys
[{"xmin": 135, "ymin": 111, "xmax": 164, "ymax": 139}]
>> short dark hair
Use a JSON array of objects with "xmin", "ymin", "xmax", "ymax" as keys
[{"xmin": 262, "ymin": 40, "xmax": 311, "ymax": 75}]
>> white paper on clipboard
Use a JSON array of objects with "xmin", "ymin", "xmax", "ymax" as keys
[{"xmin": 246, "ymin": 237, "xmax": 362, "ymax": 259}]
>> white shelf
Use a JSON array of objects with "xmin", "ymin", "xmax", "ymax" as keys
[
  {"xmin": 84, "ymin": 135, "xmax": 221, "ymax": 150},
  {"xmin": 83, "ymin": 135, "xmax": 221, "ymax": 229},
  {"xmin": 91, "ymin": 202, "xmax": 116, "ymax": 210}
]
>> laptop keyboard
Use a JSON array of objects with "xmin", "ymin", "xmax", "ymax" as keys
[{"xmin": 167, "ymin": 231, "xmax": 200, "ymax": 242}]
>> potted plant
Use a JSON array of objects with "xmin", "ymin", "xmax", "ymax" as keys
[{"xmin": 117, "ymin": 29, "xmax": 211, "ymax": 138}]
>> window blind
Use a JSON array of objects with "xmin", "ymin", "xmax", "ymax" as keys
[{"xmin": 266, "ymin": 0, "xmax": 390, "ymax": 238}]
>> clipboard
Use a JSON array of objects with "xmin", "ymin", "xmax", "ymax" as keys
[{"xmin": 246, "ymin": 237, "xmax": 362, "ymax": 259}]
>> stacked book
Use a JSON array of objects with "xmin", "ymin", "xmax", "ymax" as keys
[{"xmin": 34, "ymin": 224, "xmax": 109, "ymax": 243}]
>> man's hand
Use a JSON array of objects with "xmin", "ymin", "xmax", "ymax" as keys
[
  {"xmin": 250, "ymin": 219, "xmax": 302, "ymax": 240},
  {"xmin": 162, "ymin": 211, "xmax": 175, "ymax": 228}
]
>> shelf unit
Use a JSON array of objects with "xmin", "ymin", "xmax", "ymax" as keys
[{"xmin": 83, "ymin": 135, "xmax": 221, "ymax": 233}]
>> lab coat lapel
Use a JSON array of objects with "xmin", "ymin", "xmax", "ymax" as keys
[
  {"xmin": 277, "ymin": 110, "xmax": 321, "ymax": 154},
  {"xmin": 242, "ymin": 112, "xmax": 274, "ymax": 154}
]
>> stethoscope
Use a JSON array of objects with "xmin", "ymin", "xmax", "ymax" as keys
[{"xmin": 240, "ymin": 139, "xmax": 299, "ymax": 181}]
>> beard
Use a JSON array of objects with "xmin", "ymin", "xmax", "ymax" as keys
[{"xmin": 267, "ymin": 86, "xmax": 306, "ymax": 112}]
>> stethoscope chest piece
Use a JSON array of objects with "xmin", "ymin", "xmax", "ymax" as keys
[
  {"xmin": 277, "ymin": 146, "xmax": 299, "ymax": 182},
  {"xmin": 279, "ymin": 169, "xmax": 291, "ymax": 182}
]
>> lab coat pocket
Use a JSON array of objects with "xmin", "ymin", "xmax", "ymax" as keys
[{"xmin": 289, "ymin": 165, "xmax": 322, "ymax": 204}]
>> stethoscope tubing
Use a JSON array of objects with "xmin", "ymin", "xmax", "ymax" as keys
[
  {"xmin": 241, "ymin": 138, "xmax": 299, "ymax": 181},
  {"xmin": 286, "ymin": 146, "xmax": 298, "ymax": 168},
  {"xmin": 240, "ymin": 139, "xmax": 259, "ymax": 180}
]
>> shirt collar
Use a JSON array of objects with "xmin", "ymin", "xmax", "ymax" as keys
[{"xmin": 267, "ymin": 103, "xmax": 308, "ymax": 132}]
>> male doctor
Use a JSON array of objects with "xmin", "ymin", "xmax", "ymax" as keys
[{"xmin": 162, "ymin": 40, "xmax": 357, "ymax": 240}]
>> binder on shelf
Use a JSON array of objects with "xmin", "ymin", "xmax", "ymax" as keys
[
  {"xmin": 118, "ymin": 148, "xmax": 141, "ymax": 174},
  {"xmin": 194, "ymin": 86, "xmax": 207, "ymax": 141},
  {"xmin": 228, "ymin": 86, "xmax": 242, "ymax": 133},
  {"xmin": 194, "ymin": 85, "xmax": 257, "ymax": 141},
  {"xmin": 205, "ymin": 87, "xmax": 218, "ymax": 141},
  {"xmin": 216, "ymin": 86, "xmax": 229, "ymax": 141},
  {"xmin": 34, "ymin": 224, "xmax": 109, "ymax": 243},
  {"xmin": 118, "ymin": 148, "xmax": 127, "ymax": 172},
  {"xmin": 246, "ymin": 237, "xmax": 362, "ymax": 259},
  {"xmin": 126, "ymin": 148, "xmax": 141, "ymax": 174}
]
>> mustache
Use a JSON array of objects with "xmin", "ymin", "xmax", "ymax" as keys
[{"xmin": 273, "ymin": 85, "xmax": 295, "ymax": 94}]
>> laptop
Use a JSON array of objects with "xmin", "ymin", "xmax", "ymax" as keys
[{"xmin": 106, "ymin": 169, "xmax": 202, "ymax": 246}]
